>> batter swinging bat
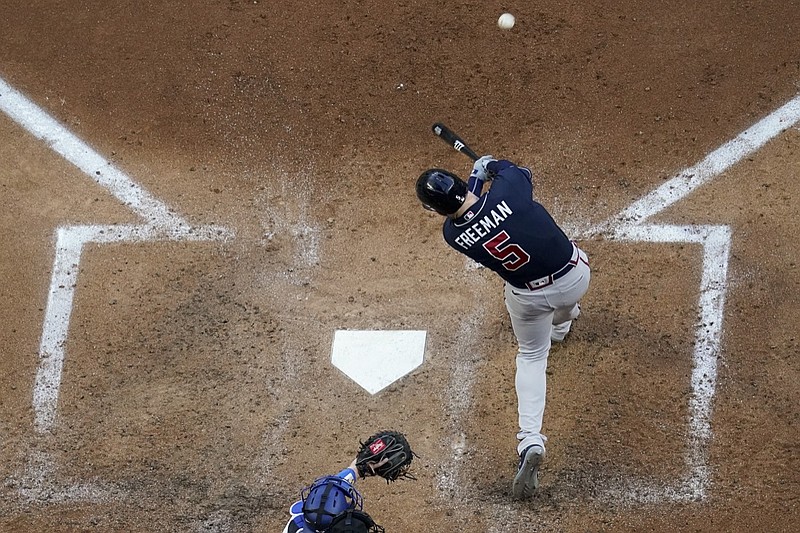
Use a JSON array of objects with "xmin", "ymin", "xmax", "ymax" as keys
[{"xmin": 431, "ymin": 123, "xmax": 480, "ymax": 162}]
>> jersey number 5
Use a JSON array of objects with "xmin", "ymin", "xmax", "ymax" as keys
[{"xmin": 483, "ymin": 231, "xmax": 531, "ymax": 271}]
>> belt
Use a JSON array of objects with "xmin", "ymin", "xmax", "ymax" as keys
[{"xmin": 514, "ymin": 244, "xmax": 583, "ymax": 291}]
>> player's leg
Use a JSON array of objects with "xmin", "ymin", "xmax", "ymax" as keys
[
  {"xmin": 551, "ymin": 304, "xmax": 581, "ymax": 342},
  {"xmin": 503, "ymin": 283, "xmax": 553, "ymax": 454},
  {"xmin": 504, "ymin": 283, "xmax": 553, "ymax": 498},
  {"xmin": 548, "ymin": 248, "xmax": 591, "ymax": 342}
]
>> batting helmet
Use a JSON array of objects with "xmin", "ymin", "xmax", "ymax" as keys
[
  {"xmin": 416, "ymin": 169, "xmax": 468, "ymax": 216},
  {"xmin": 329, "ymin": 509, "xmax": 385, "ymax": 533},
  {"xmin": 302, "ymin": 476, "xmax": 363, "ymax": 532}
]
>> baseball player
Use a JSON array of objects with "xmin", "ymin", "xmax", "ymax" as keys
[
  {"xmin": 416, "ymin": 155, "xmax": 591, "ymax": 499},
  {"xmin": 283, "ymin": 431, "xmax": 414, "ymax": 532},
  {"xmin": 282, "ymin": 458, "xmax": 384, "ymax": 533}
]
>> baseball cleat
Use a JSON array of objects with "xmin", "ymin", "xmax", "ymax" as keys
[{"xmin": 512, "ymin": 445, "xmax": 544, "ymax": 499}]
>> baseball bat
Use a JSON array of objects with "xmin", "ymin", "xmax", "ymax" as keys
[{"xmin": 431, "ymin": 123, "xmax": 480, "ymax": 161}]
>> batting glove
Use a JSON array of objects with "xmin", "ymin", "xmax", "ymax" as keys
[{"xmin": 470, "ymin": 154, "xmax": 496, "ymax": 182}]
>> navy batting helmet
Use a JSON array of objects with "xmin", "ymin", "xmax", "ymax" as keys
[
  {"xmin": 416, "ymin": 169, "xmax": 468, "ymax": 215},
  {"xmin": 302, "ymin": 476, "xmax": 363, "ymax": 532}
]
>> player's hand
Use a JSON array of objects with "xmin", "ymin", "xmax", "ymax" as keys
[{"xmin": 471, "ymin": 154, "xmax": 496, "ymax": 181}]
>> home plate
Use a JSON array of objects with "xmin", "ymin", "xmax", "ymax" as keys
[{"xmin": 331, "ymin": 330, "xmax": 426, "ymax": 394}]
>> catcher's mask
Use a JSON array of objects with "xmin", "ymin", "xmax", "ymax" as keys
[
  {"xmin": 329, "ymin": 509, "xmax": 385, "ymax": 533},
  {"xmin": 416, "ymin": 169, "xmax": 468, "ymax": 216},
  {"xmin": 302, "ymin": 476, "xmax": 363, "ymax": 532}
]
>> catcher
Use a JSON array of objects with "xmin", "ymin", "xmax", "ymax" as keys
[{"xmin": 282, "ymin": 430, "xmax": 415, "ymax": 533}]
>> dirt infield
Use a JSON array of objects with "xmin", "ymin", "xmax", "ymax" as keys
[{"xmin": 1, "ymin": 1, "xmax": 799, "ymax": 531}]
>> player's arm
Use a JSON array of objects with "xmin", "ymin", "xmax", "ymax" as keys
[
  {"xmin": 474, "ymin": 156, "xmax": 533, "ymax": 190},
  {"xmin": 487, "ymin": 159, "xmax": 533, "ymax": 185},
  {"xmin": 487, "ymin": 160, "xmax": 535, "ymax": 200},
  {"xmin": 337, "ymin": 459, "xmax": 359, "ymax": 483},
  {"xmin": 468, "ymin": 154, "xmax": 498, "ymax": 194},
  {"xmin": 467, "ymin": 167, "xmax": 486, "ymax": 195},
  {"xmin": 467, "ymin": 168, "xmax": 487, "ymax": 195}
]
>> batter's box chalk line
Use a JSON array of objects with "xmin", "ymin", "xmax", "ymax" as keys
[
  {"xmin": 576, "ymin": 92, "xmax": 800, "ymax": 503},
  {"xmin": 1, "ymin": 75, "xmax": 233, "ymax": 503},
  {"xmin": 442, "ymin": 91, "xmax": 800, "ymax": 513}
]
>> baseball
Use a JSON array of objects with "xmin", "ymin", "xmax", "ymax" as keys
[{"xmin": 498, "ymin": 13, "xmax": 515, "ymax": 30}]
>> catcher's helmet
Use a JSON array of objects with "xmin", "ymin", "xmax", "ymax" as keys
[
  {"xmin": 329, "ymin": 509, "xmax": 385, "ymax": 533},
  {"xmin": 416, "ymin": 169, "xmax": 468, "ymax": 215},
  {"xmin": 302, "ymin": 476, "xmax": 363, "ymax": 532}
]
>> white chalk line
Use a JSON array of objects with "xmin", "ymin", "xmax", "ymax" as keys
[
  {"xmin": 609, "ymin": 95, "xmax": 800, "ymax": 226},
  {"xmin": 12, "ymin": 448, "xmax": 121, "ymax": 505},
  {"xmin": 437, "ymin": 278, "xmax": 482, "ymax": 500},
  {"xmin": 0, "ymin": 77, "xmax": 180, "ymax": 224},
  {"xmin": 251, "ymin": 185, "xmax": 323, "ymax": 490},
  {"xmin": 449, "ymin": 92, "xmax": 799, "ymax": 522},
  {"xmin": 33, "ymin": 224, "xmax": 230, "ymax": 432},
  {"xmin": 0, "ymin": 75, "xmax": 233, "ymax": 502},
  {"xmin": 584, "ymin": 92, "xmax": 800, "ymax": 503},
  {"xmin": 435, "ymin": 262, "xmax": 523, "ymax": 529},
  {"xmin": 256, "ymin": 171, "xmax": 321, "ymax": 286}
]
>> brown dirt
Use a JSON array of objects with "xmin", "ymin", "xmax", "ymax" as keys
[{"xmin": 1, "ymin": 1, "xmax": 799, "ymax": 531}]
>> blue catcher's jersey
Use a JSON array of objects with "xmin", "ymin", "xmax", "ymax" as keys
[
  {"xmin": 443, "ymin": 160, "xmax": 574, "ymax": 288},
  {"xmin": 283, "ymin": 467, "xmax": 357, "ymax": 533}
]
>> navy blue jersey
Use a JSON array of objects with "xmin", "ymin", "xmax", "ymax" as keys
[{"xmin": 443, "ymin": 160, "xmax": 574, "ymax": 288}]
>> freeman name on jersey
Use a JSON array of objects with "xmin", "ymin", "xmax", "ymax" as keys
[{"xmin": 453, "ymin": 200, "xmax": 513, "ymax": 250}]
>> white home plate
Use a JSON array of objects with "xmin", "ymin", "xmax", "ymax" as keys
[{"xmin": 331, "ymin": 330, "xmax": 426, "ymax": 394}]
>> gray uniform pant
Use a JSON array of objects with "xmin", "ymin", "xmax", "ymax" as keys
[{"xmin": 503, "ymin": 245, "xmax": 591, "ymax": 455}]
